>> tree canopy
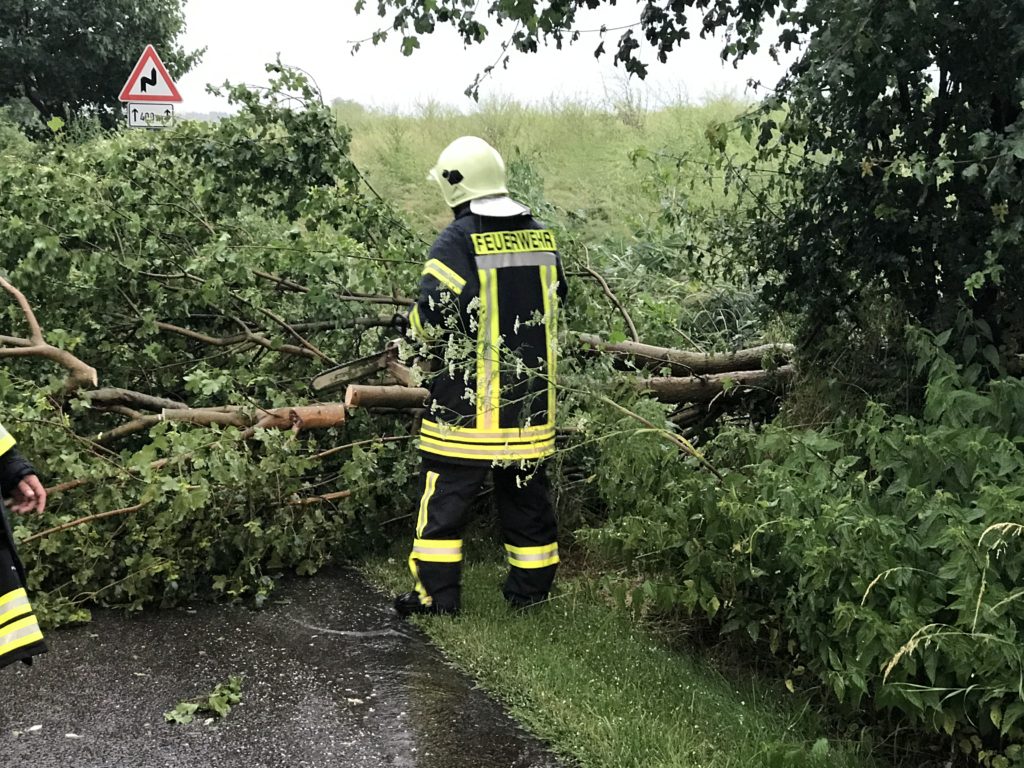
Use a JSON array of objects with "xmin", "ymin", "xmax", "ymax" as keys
[
  {"xmin": 361, "ymin": 0, "xmax": 1024, "ymax": 375},
  {"xmin": 0, "ymin": 0, "xmax": 201, "ymax": 125}
]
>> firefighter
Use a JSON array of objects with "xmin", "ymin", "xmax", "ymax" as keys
[
  {"xmin": 0, "ymin": 422, "xmax": 47, "ymax": 668},
  {"xmin": 394, "ymin": 136, "xmax": 568, "ymax": 617}
]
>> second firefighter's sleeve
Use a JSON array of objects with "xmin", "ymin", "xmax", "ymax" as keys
[
  {"xmin": 0, "ymin": 423, "xmax": 35, "ymax": 499},
  {"xmin": 407, "ymin": 229, "xmax": 470, "ymax": 342}
]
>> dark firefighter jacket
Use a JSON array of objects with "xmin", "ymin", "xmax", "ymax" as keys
[
  {"xmin": 0, "ymin": 423, "xmax": 47, "ymax": 669},
  {"xmin": 408, "ymin": 205, "xmax": 568, "ymax": 465}
]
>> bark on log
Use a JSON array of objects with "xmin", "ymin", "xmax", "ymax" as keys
[
  {"xmin": 340, "ymin": 369, "xmax": 792, "ymax": 409},
  {"xmin": 576, "ymin": 333, "xmax": 795, "ymax": 376},
  {"xmin": 84, "ymin": 388, "xmax": 188, "ymax": 412},
  {"xmin": 345, "ymin": 385, "xmax": 429, "ymax": 409},
  {"xmin": 384, "ymin": 359, "xmax": 415, "ymax": 387},
  {"xmin": 641, "ymin": 365, "xmax": 796, "ymax": 404},
  {"xmin": 260, "ymin": 405, "xmax": 347, "ymax": 431},
  {"xmin": 160, "ymin": 404, "xmax": 346, "ymax": 431},
  {"xmin": 286, "ymin": 490, "xmax": 353, "ymax": 506}
]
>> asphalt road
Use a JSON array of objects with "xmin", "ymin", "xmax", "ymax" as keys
[{"xmin": 0, "ymin": 569, "xmax": 563, "ymax": 768}]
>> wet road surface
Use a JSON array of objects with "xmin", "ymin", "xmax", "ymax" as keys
[{"xmin": 0, "ymin": 569, "xmax": 564, "ymax": 768}]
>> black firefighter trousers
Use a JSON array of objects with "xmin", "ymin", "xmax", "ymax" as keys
[{"xmin": 407, "ymin": 456, "xmax": 559, "ymax": 612}]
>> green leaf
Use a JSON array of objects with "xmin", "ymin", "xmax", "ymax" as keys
[
  {"xmin": 982, "ymin": 345, "xmax": 1000, "ymax": 368},
  {"xmin": 400, "ymin": 36, "xmax": 420, "ymax": 56}
]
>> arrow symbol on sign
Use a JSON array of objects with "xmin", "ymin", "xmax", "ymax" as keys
[
  {"xmin": 140, "ymin": 67, "xmax": 157, "ymax": 93},
  {"xmin": 132, "ymin": 108, "xmax": 139, "ymax": 120}
]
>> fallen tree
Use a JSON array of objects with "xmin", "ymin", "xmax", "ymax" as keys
[
  {"xmin": 576, "ymin": 333, "xmax": 794, "ymax": 376},
  {"xmin": 0, "ymin": 73, "xmax": 793, "ymax": 633}
]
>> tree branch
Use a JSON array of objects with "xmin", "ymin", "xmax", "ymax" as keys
[
  {"xmin": 251, "ymin": 270, "xmax": 414, "ymax": 306},
  {"xmin": 21, "ymin": 503, "xmax": 149, "ymax": 544},
  {"xmin": 155, "ymin": 320, "xmax": 317, "ymax": 359},
  {"xmin": 286, "ymin": 490, "xmax": 352, "ymax": 506},
  {"xmin": 581, "ymin": 265, "xmax": 640, "ymax": 342},
  {"xmin": 577, "ymin": 333, "xmax": 795, "ymax": 376},
  {"xmin": 0, "ymin": 275, "xmax": 98, "ymax": 389},
  {"xmin": 83, "ymin": 388, "xmax": 188, "ymax": 412}
]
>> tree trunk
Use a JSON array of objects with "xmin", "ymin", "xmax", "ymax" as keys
[
  {"xmin": 576, "ymin": 333, "xmax": 795, "ymax": 376},
  {"xmin": 641, "ymin": 366, "xmax": 796, "ymax": 404}
]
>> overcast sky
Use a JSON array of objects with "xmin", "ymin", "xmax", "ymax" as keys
[{"xmin": 174, "ymin": 1, "xmax": 789, "ymax": 114}]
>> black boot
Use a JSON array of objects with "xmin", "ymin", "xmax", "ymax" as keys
[{"xmin": 393, "ymin": 592, "xmax": 458, "ymax": 617}]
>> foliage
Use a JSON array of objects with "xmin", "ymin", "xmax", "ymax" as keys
[
  {"xmin": 727, "ymin": 1, "xmax": 1024, "ymax": 371},
  {"xmin": 164, "ymin": 675, "xmax": 244, "ymax": 724},
  {"xmin": 0, "ymin": 0, "xmax": 202, "ymax": 127},
  {"xmin": 344, "ymin": 95, "xmax": 752, "ymax": 244},
  {"xmin": 359, "ymin": 0, "xmax": 1024, "ymax": 378},
  {"xmin": 583, "ymin": 327, "xmax": 1024, "ymax": 764},
  {"xmin": 0, "ymin": 66, "xmax": 420, "ymax": 624}
]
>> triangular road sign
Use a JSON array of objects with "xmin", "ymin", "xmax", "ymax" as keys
[{"xmin": 119, "ymin": 44, "xmax": 182, "ymax": 103}]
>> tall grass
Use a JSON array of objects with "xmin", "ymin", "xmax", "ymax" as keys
[
  {"xmin": 366, "ymin": 557, "xmax": 883, "ymax": 768},
  {"xmin": 339, "ymin": 94, "xmax": 752, "ymax": 241}
]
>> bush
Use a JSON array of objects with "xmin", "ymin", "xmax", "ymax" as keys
[
  {"xmin": 583, "ymin": 327, "xmax": 1024, "ymax": 765},
  {"xmin": 0, "ymin": 67, "xmax": 421, "ymax": 624}
]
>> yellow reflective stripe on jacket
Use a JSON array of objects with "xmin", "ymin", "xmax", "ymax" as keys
[
  {"xmin": 419, "ymin": 434, "xmax": 555, "ymax": 462},
  {"xmin": 471, "ymin": 229, "xmax": 557, "ymax": 255},
  {"xmin": 409, "ymin": 305, "xmax": 426, "ymax": 339},
  {"xmin": 539, "ymin": 263, "xmax": 558, "ymax": 422},
  {"xmin": 487, "ymin": 268, "xmax": 501, "ymax": 429},
  {"xmin": 0, "ymin": 589, "xmax": 32, "ymax": 627},
  {"xmin": 0, "ymin": 614, "xmax": 44, "ymax": 659},
  {"xmin": 410, "ymin": 538, "xmax": 463, "ymax": 563},
  {"xmin": 416, "ymin": 471, "xmax": 439, "ymax": 538},
  {"xmin": 505, "ymin": 542, "xmax": 560, "ymax": 569},
  {"xmin": 420, "ymin": 419, "xmax": 554, "ymax": 445},
  {"xmin": 0, "ymin": 423, "xmax": 15, "ymax": 457},
  {"xmin": 476, "ymin": 268, "xmax": 501, "ymax": 431},
  {"xmin": 423, "ymin": 259, "xmax": 466, "ymax": 295}
]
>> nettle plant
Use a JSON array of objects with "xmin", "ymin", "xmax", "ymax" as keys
[{"xmin": 585, "ymin": 323, "xmax": 1024, "ymax": 764}]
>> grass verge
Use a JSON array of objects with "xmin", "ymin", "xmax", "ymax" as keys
[{"xmin": 363, "ymin": 555, "xmax": 883, "ymax": 768}]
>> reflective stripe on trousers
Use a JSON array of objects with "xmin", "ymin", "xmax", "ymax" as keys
[{"xmin": 505, "ymin": 542, "xmax": 560, "ymax": 569}]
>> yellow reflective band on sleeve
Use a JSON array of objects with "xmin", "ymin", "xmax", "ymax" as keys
[
  {"xmin": 423, "ymin": 259, "xmax": 466, "ymax": 295},
  {"xmin": 505, "ymin": 542, "xmax": 560, "ymax": 569},
  {"xmin": 0, "ymin": 423, "xmax": 15, "ymax": 457},
  {"xmin": 0, "ymin": 589, "xmax": 32, "ymax": 627},
  {"xmin": 471, "ymin": 230, "xmax": 557, "ymax": 255},
  {"xmin": 0, "ymin": 615, "xmax": 44, "ymax": 659},
  {"xmin": 411, "ymin": 538, "xmax": 463, "ymax": 563},
  {"xmin": 418, "ymin": 434, "xmax": 555, "ymax": 462},
  {"xmin": 416, "ymin": 471, "xmax": 439, "ymax": 538}
]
